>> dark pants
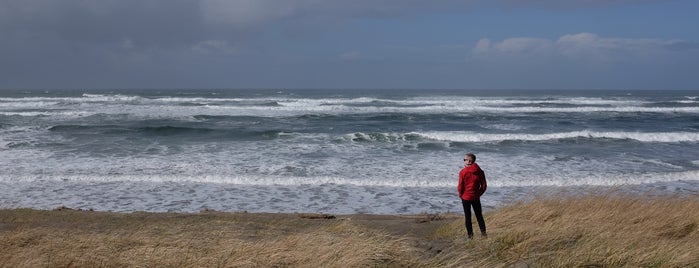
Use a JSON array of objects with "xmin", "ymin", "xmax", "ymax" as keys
[{"xmin": 461, "ymin": 199, "xmax": 486, "ymax": 237}]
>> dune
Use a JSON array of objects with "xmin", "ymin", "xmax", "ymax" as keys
[{"xmin": 1, "ymin": 193, "xmax": 698, "ymax": 267}]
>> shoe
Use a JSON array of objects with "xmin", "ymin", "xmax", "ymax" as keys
[{"xmin": 481, "ymin": 232, "xmax": 488, "ymax": 238}]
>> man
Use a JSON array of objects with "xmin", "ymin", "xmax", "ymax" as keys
[{"xmin": 458, "ymin": 153, "xmax": 487, "ymax": 239}]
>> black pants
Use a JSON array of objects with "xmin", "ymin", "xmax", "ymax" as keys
[{"xmin": 461, "ymin": 199, "xmax": 486, "ymax": 236}]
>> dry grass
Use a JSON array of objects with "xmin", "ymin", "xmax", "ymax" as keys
[
  {"xmin": 434, "ymin": 192, "xmax": 699, "ymax": 267},
  {"xmin": 0, "ymin": 210, "xmax": 421, "ymax": 267},
  {"xmin": 1, "ymin": 192, "xmax": 698, "ymax": 267}
]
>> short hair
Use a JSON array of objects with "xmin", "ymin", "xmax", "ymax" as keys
[{"xmin": 465, "ymin": 153, "xmax": 476, "ymax": 162}]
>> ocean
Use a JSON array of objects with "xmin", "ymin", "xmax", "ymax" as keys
[{"xmin": 1, "ymin": 89, "xmax": 698, "ymax": 214}]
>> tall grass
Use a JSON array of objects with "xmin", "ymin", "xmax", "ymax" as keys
[
  {"xmin": 1, "ymin": 193, "xmax": 697, "ymax": 267},
  {"xmin": 0, "ymin": 210, "xmax": 420, "ymax": 267},
  {"xmin": 434, "ymin": 192, "xmax": 699, "ymax": 267}
]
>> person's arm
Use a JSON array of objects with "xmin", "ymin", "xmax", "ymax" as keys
[
  {"xmin": 457, "ymin": 170, "xmax": 465, "ymax": 197},
  {"xmin": 479, "ymin": 170, "xmax": 487, "ymax": 196}
]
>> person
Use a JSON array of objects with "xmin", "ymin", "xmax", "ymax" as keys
[{"xmin": 458, "ymin": 153, "xmax": 487, "ymax": 239}]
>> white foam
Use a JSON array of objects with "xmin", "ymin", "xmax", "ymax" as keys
[
  {"xmin": 249, "ymin": 97, "xmax": 683, "ymax": 115},
  {"xmin": 2, "ymin": 94, "xmax": 699, "ymax": 121},
  {"xmin": 414, "ymin": 130, "xmax": 699, "ymax": 143},
  {"xmin": 0, "ymin": 97, "xmax": 79, "ymax": 102},
  {"xmin": 490, "ymin": 170, "xmax": 699, "ymax": 187},
  {"xmin": 0, "ymin": 174, "xmax": 450, "ymax": 187},
  {"xmin": 81, "ymin": 94, "xmax": 145, "ymax": 102},
  {"xmin": 3, "ymin": 175, "xmax": 698, "ymax": 213},
  {"xmin": 0, "ymin": 101, "xmax": 62, "ymax": 109},
  {"xmin": 0, "ymin": 111, "xmax": 96, "ymax": 117},
  {"xmin": 0, "ymin": 125, "xmax": 45, "ymax": 133},
  {"xmin": 483, "ymin": 124, "xmax": 527, "ymax": 131},
  {"xmin": 0, "ymin": 93, "xmax": 663, "ymax": 106},
  {"xmin": 442, "ymin": 105, "xmax": 699, "ymax": 114},
  {"xmin": 340, "ymin": 132, "xmax": 417, "ymax": 143},
  {"xmin": 640, "ymin": 159, "xmax": 685, "ymax": 169},
  {"xmin": 182, "ymin": 103, "xmax": 699, "ymax": 117},
  {"xmin": 2, "ymin": 169, "xmax": 697, "ymax": 188}
]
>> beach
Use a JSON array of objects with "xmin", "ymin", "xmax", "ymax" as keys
[{"xmin": 2, "ymin": 193, "xmax": 698, "ymax": 267}]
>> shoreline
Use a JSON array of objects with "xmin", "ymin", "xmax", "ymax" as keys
[
  {"xmin": 4, "ymin": 180, "xmax": 699, "ymax": 215},
  {"xmin": 2, "ymin": 193, "xmax": 697, "ymax": 267}
]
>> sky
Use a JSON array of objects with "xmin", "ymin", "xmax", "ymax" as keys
[{"xmin": 1, "ymin": 0, "xmax": 698, "ymax": 90}]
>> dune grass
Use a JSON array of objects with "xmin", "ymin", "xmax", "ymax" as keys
[
  {"xmin": 1, "ymin": 193, "xmax": 698, "ymax": 267},
  {"xmin": 433, "ymin": 193, "xmax": 699, "ymax": 267}
]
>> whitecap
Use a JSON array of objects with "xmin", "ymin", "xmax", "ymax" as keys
[{"xmin": 413, "ymin": 130, "xmax": 699, "ymax": 143}]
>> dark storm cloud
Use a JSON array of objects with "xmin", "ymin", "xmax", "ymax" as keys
[
  {"xmin": 0, "ymin": 0, "xmax": 209, "ymax": 49},
  {"xmin": 0, "ymin": 0, "xmax": 685, "ymax": 90},
  {"xmin": 0, "ymin": 0, "xmax": 664, "ymax": 49}
]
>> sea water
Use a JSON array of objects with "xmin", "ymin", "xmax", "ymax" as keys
[{"xmin": 1, "ymin": 89, "xmax": 698, "ymax": 214}]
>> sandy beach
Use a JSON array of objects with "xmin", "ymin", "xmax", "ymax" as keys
[{"xmin": 1, "ymin": 193, "xmax": 698, "ymax": 267}]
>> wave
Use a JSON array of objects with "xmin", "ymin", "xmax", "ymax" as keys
[
  {"xmin": 138, "ymin": 126, "xmax": 285, "ymax": 140},
  {"xmin": 0, "ymin": 93, "xmax": 691, "ymax": 107},
  {"xmin": 4, "ymin": 105, "xmax": 699, "ymax": 120},
  {"xmin": 0, "ymin": 101, "xmax": 62, "ymax": 109},
  {"xmin": 414, "ymin": 130, "xmax": 699, "ymax": 143},
  {"xmin": 0, "ymin": 126, "xmax": 72, "ymax": 149},
  {"xmin": 490, "ymin": 170, "xmax": 699, "ymax": 187},
  {"xmin": 334, "ymin": 130, "xmax": 699, "ymax": 143},
  {"xmin": 46, "ymin": 125, "xmax": 217, "ymax": 136},
  {"xmin": 0, "ymin": 111, "xmax": 95, "ymax": 117},
  {"xmin": 1, "ymin": 94, "xmax": 281, "ymax": 105},
  {"xmin": 3, "ymin": 94, "xmax": 699, "ymax": 118},
  {"xmin": 464, "ymin": 106, "xmax": 699, "ymax": 113},
  {"xmin": 3, "ymin": 170, "xmax": 698, "ymax": 188},
  {"xmin": 341, "ymin": 132, "xmax": 424, "ymax": 143},
  {"xmin": 81, "ymin": 93, "xmax": 145, "ymax": 102},
  {"xmin": 0, "ymin": 94, "xmax": 670, "ymax": 107},
  {"xmin": 138, "ymin": 126, "xmax": 217, "ymax": 135},
  {"xmin": 46, "ymin": 124, "xmax": 287, "ymax": 140}
]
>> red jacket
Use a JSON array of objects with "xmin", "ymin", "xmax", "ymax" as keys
[{"xmin": 458, "ymin": 162, "xmax": 487, "ymax": 201}]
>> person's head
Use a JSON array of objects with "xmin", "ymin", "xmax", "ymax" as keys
[{"xmin": 464, "ymin": 153, "xmax": 476, "ymax": 166}]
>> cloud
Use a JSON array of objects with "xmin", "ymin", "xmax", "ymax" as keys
[
  {"xmin": 471, "ymin": 33, "xmax": 690, "ymax": 62},
  {"xmin": 664, "ymin": 40, "xmax": 699, "ymax": 51},
  {"xmin": 198, "ymin": 0, "xmax": 307, "ymax": 29},
  {"xmin": 0, "ymin": 0, "xmax": 206, "ymax": 50},
  {"xmin": 557, "ymin": 33, "xmax": 674, "ymax": 54},
  {"xmin": 474, "ymin": 37, "xmax": 553, "ymax": 55},
  {"xmin": 0, "ymin": 0, "xmax": 667, "ymax": 50},
  {"xmin": 0, "ymin": 0, "xmax": 687, "ymax": 89},
  {"xmin": 464, "ymin": 32, "xmax": 699, "ymax": 89},
  {"xmin": 192, "ymin": 40, "xmax": 238, "ymax": 55}
]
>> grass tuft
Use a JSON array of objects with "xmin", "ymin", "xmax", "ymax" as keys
[{"xmin": 1, "ymin": 193, "xmax": 698, "ymax": 267}]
